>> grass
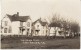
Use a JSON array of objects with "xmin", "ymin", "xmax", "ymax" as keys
[{"xmin": 1, "ymin": 36, "xmax": 80, "ymax": 49}]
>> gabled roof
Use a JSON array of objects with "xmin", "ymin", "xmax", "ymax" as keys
[
  {"xmin": 33, "ymin": 18, "xmax": 48, "ymax": 26},
  {"xmin": 6, "ymin": 14, "xmax": 30, "ymax": 22}
]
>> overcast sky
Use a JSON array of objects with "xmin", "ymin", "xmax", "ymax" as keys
[{"xmin": 1, "ymin": 0, "xmax": 81, "ymax": 23}]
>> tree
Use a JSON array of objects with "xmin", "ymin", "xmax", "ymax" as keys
[
  {"xmin": 70, "ymin": 22, "xmax": 80, "ymax": 37},
  {"xmin": 49, "ymin": 14, "xmax": 80, "ymax": 38}
]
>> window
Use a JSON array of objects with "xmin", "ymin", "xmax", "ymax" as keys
[
  {"xmin": 37, "ymin": 25, "xmax": 39, "ymax": 29},
  {"xmin": 5, "ymin": 21, "xmax": 8, "ymax": 26},
  {"xmin": 27, "ymin": 29, "xmax": 29, "ymax": 31},
  {"xmin": 37, "ymin": 25, "xmax": 39, "ymax": 27},
  {"xmin": 4, "ymin": 28, "xmax": 7, "ymax": 33},
  {"xmin": 20, "ymin": 22, "xmax": 23, "ymax": 27},
  {"xmin": 27, "ymin": 22, "xmax": 30, "ymax": 27}
]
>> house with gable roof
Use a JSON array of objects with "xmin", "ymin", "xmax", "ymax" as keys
[
  {"xmin": 1, "ymin": 12, "xmax": 32, "ymax": 36},
  {"xmin": 49, "ymin": 23, "xmax": 70, "ymax": 37},
  {"xmin": 32, "ymin": 18, "xmax": 49, "ymax": 36}
]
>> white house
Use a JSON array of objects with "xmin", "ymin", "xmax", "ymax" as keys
[
  {"xmin": 32, "ymin": 18, "xmax": 49, "ymax": 36},
  {"xmin": 49, "ymin": 26, "xmax": 62, "ymax": 36},
  {"xmin": 1, "ymin": 12, "xmax": 32, "ymax": 36},
  {"xmin": 49, "ymin": 23, "xmax": 70, "ymax": 37}
]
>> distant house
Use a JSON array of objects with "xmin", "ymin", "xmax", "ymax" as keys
[
  {"xmin": 1, "ymin": 12, "xmax": 32, "ymax": 36},
  {"xmin": 49, "ymin": 26, "xmax": 62, "ymax": 36},
  {"xmin": 32, "ymin": 18, "xmax": 49, "ymax": 36},
  {"xmin": 49, "ymin": 23, "xmax": 70, "ymax": 37}
]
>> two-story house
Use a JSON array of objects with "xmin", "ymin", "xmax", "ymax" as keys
[
  {"xmin": 32, "ymin": 18, "xmax": 49, "ymax": 36},
  {"xmin": 1, "ymin": 12, "xmax": 32, "ymax": 36}
]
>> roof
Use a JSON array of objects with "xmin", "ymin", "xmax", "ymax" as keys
[
  {"xmin": 33, "ymin": 18, "xmax": 48, "ymax": 26},
  {"xmin": 7, "ymin": 14, "xmax": 30, "ymax": 22},
  {"xmin": 49, "ymin": 22, "xmax": 61, "ymax": 27}
]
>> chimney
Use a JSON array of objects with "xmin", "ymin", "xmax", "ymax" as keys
[{"xmin": 17, "ymin": 12, "xmax": 19, "ymax": 16}]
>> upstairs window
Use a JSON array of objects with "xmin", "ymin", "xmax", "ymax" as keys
[
  {"xmin": 27, "ymin": 22, "xmax": 30, "ymax": 27},
  {"xmin": 20, "ymin": 22, "xmax": 23, "ymax": 27},
  {"xmin": 5, "ymin": 21, "xmax": 8, "ymax": 26},
  {"xmin": 37, "ymin": 25, "xmax": 39, "ymax": 28},
  {"xmin": 4, "ymin": 28, "xmax": 7, "ymax": 33}
]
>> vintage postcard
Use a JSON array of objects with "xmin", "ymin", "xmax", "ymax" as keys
[{"xmin": 0, "ymin": 0, "xmax": 81, "ymax": 50}]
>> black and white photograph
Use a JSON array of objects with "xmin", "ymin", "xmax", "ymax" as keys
[{"xmin": 0, "ymin": 0, "xmax": 81, "ymax": 49}]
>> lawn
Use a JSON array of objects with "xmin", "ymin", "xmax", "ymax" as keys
[{"xmin": 1, "ymin": 36, "xmax": 80, "ymax": 49}]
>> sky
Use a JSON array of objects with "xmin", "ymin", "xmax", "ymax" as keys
[{"xmin": 0, "ymin": 0, "xmax": 81, "ymax": 24}]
